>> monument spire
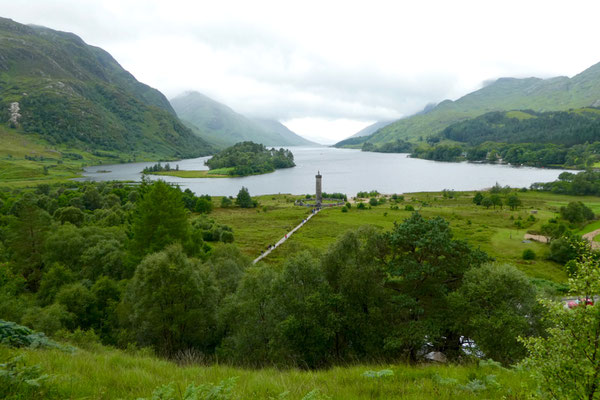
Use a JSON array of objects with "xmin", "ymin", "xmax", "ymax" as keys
[{"xmin": 315, "ymin": 171, "xmax": 322, "ymax": 207}]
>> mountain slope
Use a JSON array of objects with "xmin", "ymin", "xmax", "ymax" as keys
[
  {"xmin": 440, "ymin": 108, "xmax": 600, "ymax": 146},
  {"xmin": 0, "ymin": 17, "xmax": 211, "ymax": 159},
  {"xmin": 360, "ymin": 62, "xmax": 600, "ymax": 147},
  {"xmin": 252, "ymin": 118, "xmax": 317, "ymax": 146},
  {"xmin": 171, "ymin": 91, "xmax": 315, "ymax": 147},
  {"xmin": 350, "ymin": 120, "xmax": 395, "ymax": 139}
]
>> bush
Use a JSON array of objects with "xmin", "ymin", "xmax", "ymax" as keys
[
  {"xmin": 195, "ymin": 198, "xmax": 213, "ymax": 214},
  {"xmin": 405, "ymin": 205, "xmax": 415, "ymax": 211},
  {"xmin": 341, "ymin": 206, "xmax": 348, "ymax": 213},
  {"xmin": 0, "ymin": 319, "xmax": 71, "ymax": 351},
  {"xmin": 357, "ymin": 202, "xmax": 366, "ymax": 210},
  {"xmin": 0, "ymin": 355, "xmax": 61, "ymax": 399},
  {"xmin": 369, "ymin": 198, "xmax": 378, "ymax": 206},
  {"xmin": 560, "ymin": 201, "xmax": 595, "ymax": 224},
  {"xmin": 220, "ymin": 231, "xmax": 234, "ymax": 243},
  {"xmin": 220, "ymin": 196, "xmax": 232, "ymax": 208},
  {"xmin": 522, "ymin": 249, "xmax": 536, "ymax": 260},
  {"xmin": 345, "ymin": 202, "xmax": 351, "ymax": 209}
]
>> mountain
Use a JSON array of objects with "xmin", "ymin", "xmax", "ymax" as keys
[
  {"xmin": 350, "ymin": 62, "xmax": 600, "ymax": 148},
  {"xmin": 333, "ymin": 120, "xmax": 395, "ymax": 148},
  {"xmin": 251, "ymin": 118, "xmax": 317, "ymax": 146},
  {"xmin": 170, "ymin": 91, "xmax": 316, "ymax": 147},
  {"xmin": 350, "ymin": 120, "xmax": 395, "ymax": 139},
  {"xmin": 0, "ymin": 17, "xmax": 212, "ymax": 159}
]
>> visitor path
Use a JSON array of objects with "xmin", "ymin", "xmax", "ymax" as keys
[
  {"xmin": 253, "ymin": 208, "xmax": 321, "ymax": 264},
  {"xmin": 523, "ymin": 230, "xmax": 600, "ymax": 250},
  {"xmin": 582, "ymin": 228, "xmax": 600, "ymax": 250}
]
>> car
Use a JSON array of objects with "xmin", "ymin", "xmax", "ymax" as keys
[{"xmin": 567, "ymin": 298, "xmax": 594, "ymax": 309}]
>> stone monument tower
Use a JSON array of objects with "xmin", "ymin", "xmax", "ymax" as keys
[{"xmin": 315, "ymin": 171, "xmax": 322, "ymax": 207}]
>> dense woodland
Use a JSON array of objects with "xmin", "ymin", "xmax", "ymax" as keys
[
  {"xmin": 0, "ymin": 179, "xmax": 577, "ymax": 368},
  {"xmin": 205, "ymin": 141, "xmax": 295, "ymax": 176},
  {"xmin": 1, "ymin": 178, "xmax": 600, "ymax": 398},
  {"xmin": 532, "ymin": 170, "xmax": 600, "ymax": 196}
]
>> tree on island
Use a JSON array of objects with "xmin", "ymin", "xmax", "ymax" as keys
[{"xmin": 205, "ymin": 141, "xmax": 295, "ymax": 176}]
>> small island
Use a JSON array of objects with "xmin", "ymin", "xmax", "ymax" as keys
[{"xmin": 142, "ymin": 141, "xmax": 295, "ymax": 178}]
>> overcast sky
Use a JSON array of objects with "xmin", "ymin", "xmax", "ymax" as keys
[{"xmin": 2, "ymin": 0, "xmax": 600, "ymax": 143}]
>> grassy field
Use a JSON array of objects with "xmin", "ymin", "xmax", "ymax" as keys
[
  {"xmin": 151, "ymin": 167, "xmax": 278, "ymax": 179},
  {"xmin": 0, "ymin": 124, "xmax": 188, "ymax": 188},
  {"xmin": 152, "ymin": 167, "xmax": 236, "ymax": 178},
  {"xmin": 206, "ymin": 190, "xmax": 600, "ymax": 283},
  {"xmin": 211, "ymin": 195, "xmax": 313, "ymax": 257},
  {"xmin": 0, "ymin": 344, "xmax": 533, "ymax": 399}
]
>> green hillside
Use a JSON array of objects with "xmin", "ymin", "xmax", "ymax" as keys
[
  {"xmin": 346, "ymin": 62, "xmax": 600, "ymax": 147},
  {"xmin": 351, "ymin": 120, "xmax": 395, "ymax": 139},
  {"xmin": 408, "ymin": 107, "xmax": 600, "ymax": 168},
  {"xmin": 441, "ymin": 107, "xmax": 600, "ymax": 146},
  {"xmin": 0, "ymin": 17, "xmax": 212, "ymax": 160},
  {"xmin": 171, "ymin": 91, "xmax": 316, "ymax": 147}
]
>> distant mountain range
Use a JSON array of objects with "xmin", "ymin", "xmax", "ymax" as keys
[
  {"xmin": 0, "ymin": 17, "xmax": 212, "ymax": 159},
  {"xmin": 336, "ymin": 62, "xmax": 600, "ymax": 148},
  {"xmin": 171, "ymin": 91, "xmax": 318, "ymax": 148}
]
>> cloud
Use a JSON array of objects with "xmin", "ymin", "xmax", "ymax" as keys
[{"xmin": 2, "ymin": 0, "xmax": 600, "ymax": 139}]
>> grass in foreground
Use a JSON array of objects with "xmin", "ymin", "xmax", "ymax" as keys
[{"xmin": 0, "ymin": 344, "xmax": 533, "ymax": 399}]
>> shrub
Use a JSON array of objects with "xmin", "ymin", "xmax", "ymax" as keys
[
  {"xmin": 405, "ymin": 205, "xmax": 415, "ymax": 211},
  {"xmin": 369, "ymin": 198, "xmax": 378, "ymax": 206},
  {"xmin": 560, "ymin": 201, "xmax": 595, "ymax": 224},
  {"xmin": 220, "ymin": 196, "xmax": 232, "ymax": 208},
  {"xmin": 220, "ymin": 231, "xmax": 234, "ymax": 243},
  {"xmin": 357, "ymin": 202, "xmax": 366, "ymax": 210},
  {"xmin": 522, "ymin": 249, "xmax": 536, "ymax": 260},
  {"xmin": 0, "ymin": 319, "xmax": 71, "ymax": 351},
  {"xmin": 341, "ymin": 206, "xmax": 348, "ymax": 213},
  {"xmin": 0, "ymin": 356, "xmax": 60, "ymax": 399}
]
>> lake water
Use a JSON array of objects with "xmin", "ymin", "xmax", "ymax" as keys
[{"xmin": 80, "ymin": 147, "xmax": 568, "ymax": 196}]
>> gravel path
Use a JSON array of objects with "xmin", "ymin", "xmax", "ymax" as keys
[
  {"xmin": 582, "ymin": 228, "xmax": 600, "ymax": 250},
  {"xmin": 253, "ymin": 208, "xmax": 321, "ymax": 264}
]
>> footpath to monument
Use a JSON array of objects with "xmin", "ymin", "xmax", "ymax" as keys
[{"xmin": 253, "ymin": 208, "xmax": 321, "ymax": 264}]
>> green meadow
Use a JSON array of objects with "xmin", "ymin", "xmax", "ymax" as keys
[{"xmin": 209, "ymin": 190, "xmax": 600, "ymax": 284}]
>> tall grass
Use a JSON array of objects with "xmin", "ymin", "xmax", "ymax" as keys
[{"xmin": 0, "ymin": 344, "xmax": 533, "ymax": 399}]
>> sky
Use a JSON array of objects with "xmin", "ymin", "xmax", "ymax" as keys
[{"xmin": 2, "ymin": 0, "xmax": 600, "ymax": 144}]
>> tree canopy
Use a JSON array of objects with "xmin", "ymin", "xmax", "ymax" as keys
[{"xmin": 205, "ymin": 141, "xmax": 295, "ymax": 176}]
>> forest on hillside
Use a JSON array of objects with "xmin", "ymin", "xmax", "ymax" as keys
[{"xmin": 407, "ymin": 108, "xmax": 600, "ymax": 168}]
